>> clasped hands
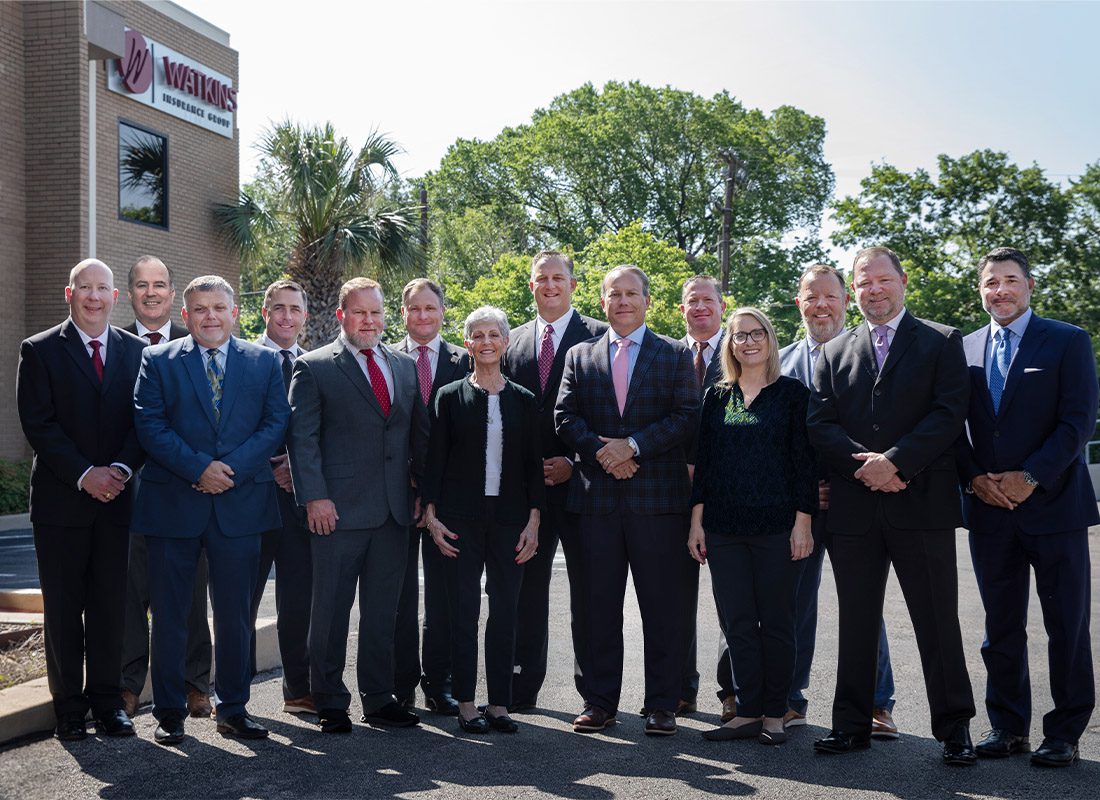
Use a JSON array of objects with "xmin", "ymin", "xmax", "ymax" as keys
[
  {"xmin": 83, "ymin": 466, "xmax": 127, "ymax": 503},
  {"xmin": 972, "ymin": 471, "xmax": 1035, "ymax": 510},
  {"xmin": 596, "ymin": 436, "xmax": 637, "ymax": 480},
  {"xmin": 192, "ymin": 460, "xmax": 235, "ymax": 495},
  {"xmin": 852, "ymin": 452, "xmax": 906, "ymax": 492}
]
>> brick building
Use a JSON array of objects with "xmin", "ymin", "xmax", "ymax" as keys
[{"xmin": 0, "ymin": 1, "xmax": 239, "ymax": 460}]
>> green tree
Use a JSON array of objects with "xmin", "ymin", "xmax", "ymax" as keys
[
  {"xmin": 423, "ymin": 81, "xmax": 833, "ymax": 287},
  {"xmin": 831, "ymin": 151, "xmax": 1099, "ymax": 349},
  {"xmin": 216, "ymin": 121, "xmax": 419, "ymax": 347}
]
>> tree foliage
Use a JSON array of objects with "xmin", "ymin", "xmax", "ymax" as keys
[{"xmin": 832, "ymin": 151, "xmax": 1100, "ymax": 361}]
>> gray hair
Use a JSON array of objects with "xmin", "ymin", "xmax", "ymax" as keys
[
  {"xmin": 183, "ymin": 275, "xmax": 235, "ymax": 305},
  {"xmin": 463, "ymin": 305, "xmax": 510, "ymax": 341}
]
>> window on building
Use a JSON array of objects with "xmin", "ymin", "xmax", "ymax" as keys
[{"xmin": 119, "ymin": 121, "xmax": 168, "ymax": 228}]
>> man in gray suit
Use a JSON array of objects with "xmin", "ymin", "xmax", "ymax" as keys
[
  {"xmin": 777, "ymin": 264, "xmax": 897, "ymax": 736},
  {"xmin": 287, "ymin": 277, "xmax": 429, "ymax": 734}
]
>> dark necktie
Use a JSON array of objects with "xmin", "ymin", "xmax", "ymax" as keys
[
  {"xmin": 145, "ymin": 331, "xmax": 163, "ymax": 345},
  {"xmin": 416, "ymin": 345, "xmax": 433, "ymax": 406},
  {"xmin": 872, "ymin": 325, "xmax": 890, "ymax": 371},
  {"xmin": 206, "ymin": 349, "xmax": 223, "ymax": 422},
  {"xmin": 361, "ymin": 348, "xmax": 391, "ymax": 416},
  {"xmin": 538, "ymin": 324, "xmax": 555, "ymax": 393},
  {"xmin": 693, "ymin": 341, "xmax": 708, "ymax": 389},
  {"xmin": 988, "ymin": 329, "xmax": 1012, "ymax": 414},
  {"xmin": 280, "ymin": 350, "xmax": 294, "ymax": 394},
  {"xmin": 89, "ymin": 340, "xmax": 104, "ymax": 382}
]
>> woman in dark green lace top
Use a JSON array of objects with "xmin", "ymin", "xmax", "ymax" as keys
[{"xmin": 688, "ymin": 307, "xmax": 816, "ymax": 746}]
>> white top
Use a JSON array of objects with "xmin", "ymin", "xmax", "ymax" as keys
[
  {"xmin": 135, "ymin": 319, "xmax": 173, "ymax": 342},
  {"xmin": 403, "ymin": 333, "xmax": 441, "ymax": 375},
  {"xmin": 535, "ymin": 307, "xmax": 575, "ymax": 355},
  {"xmin": 484, "ymin": 394, "xmax": 503, "ymax": 497}
]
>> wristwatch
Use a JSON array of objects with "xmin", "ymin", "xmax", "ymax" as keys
[{"xmin": 1022, "ymin": 470, "xmax": 1039, "ymax": 487}]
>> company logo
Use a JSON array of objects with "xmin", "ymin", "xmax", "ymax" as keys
[{"xmin": 117, "ymin": 29, "xmax": 152, "ymax": 93}]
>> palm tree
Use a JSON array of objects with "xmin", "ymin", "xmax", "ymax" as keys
[{"xmin": 216, "ymin": 121, "xmax": 418, "ymax": 347}]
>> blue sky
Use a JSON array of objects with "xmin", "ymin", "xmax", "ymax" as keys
[{"xmin": 175, "ymin": 0, "xmax": 1100, "ymax": 238}]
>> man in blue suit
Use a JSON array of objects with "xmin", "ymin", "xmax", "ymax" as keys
[
  {"xmin": 132, "ymin": 275, "xmax": 290, "ymax": 745},
  {"xmin": 957, "ymin": 247, "xmax": 1097, "ymax": 767},
  {"xmin": 778, "ymin": 264, "xmax": 898, "ymax": 738}
]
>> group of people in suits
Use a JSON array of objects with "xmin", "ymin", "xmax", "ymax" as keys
[{"xmin": 15, "ymin": 243, "xmax": 1095, "ymax": 768}]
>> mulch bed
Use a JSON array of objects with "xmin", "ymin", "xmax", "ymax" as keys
[{"xmin": 0, "ymin": 623, "xmax": 47, "ymax": 691}]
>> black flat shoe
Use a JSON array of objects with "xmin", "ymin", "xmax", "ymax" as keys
[
  {"xmin": 486, "ymin": 712, "xmax": 519, "ymax": 733},
  {"xmin": 814, "ymin": 729, "xmax": 871, "ymax": 754},
  {"xmin": 55, "ymin": 713, "xmax": 87, "ymax": 741},
  {"xmin": 458, "ymin": 713, "xmax": 490, "ymax": 734},
  {"xmin": 702, "ymin": 719, "xmax": 762, "ymax": 741},
  {"xmin": 94, "ymin": 709, "xmax": 135, "ymax": 737},
  {"xmin": 154, "ymin": 712, "xmax": 185, "ymax": 746},
  {"xmin": 216, "ymin": 713, "xmax": 269, "ymax": 739},
  {"xmin": 362, "ymin": 701, "xmax": 420, "ymax": 728},
  {"xmin": 975, "ymin": 728, "xmax": 1030, "ymax": 758},
  {"xmin": 942, "ymin": 723, "xmax": 977, "ymax": 766},
  {"xmin": 318, "ymin": 708, "xmax": 353, "ymax": 733},
  {"xmin": 1031, "ymin": 738, "xmax": 1078, "ymax": 767}
]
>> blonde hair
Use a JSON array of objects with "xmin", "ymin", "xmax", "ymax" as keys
[{"xmin": 717, "ymin": 306, "xmax": 781, "ymax": 387}]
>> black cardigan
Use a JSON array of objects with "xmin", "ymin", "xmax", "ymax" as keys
[{"xmin": 422, "ymin": 376, "xmax": 545, "ymax": 526}]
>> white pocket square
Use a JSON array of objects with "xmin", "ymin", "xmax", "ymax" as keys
[{"xmin": 1023, "ymin": 367, "xmax": 1043, "ymax": 373}]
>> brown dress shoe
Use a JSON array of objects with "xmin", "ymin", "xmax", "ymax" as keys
[
  {"xmin": 121, "ymin": 689, "xmax": 140, "ymax": 718},
  {"xmin": 573, "ymin": 705, "xmax": 616, "ymax": 733},
  {"xmin": 720, "ymin": 696, "xmax": 738, "ymax": 724},
  {"xmin": 187, "ymin": 688, "xmax": 213, "ymax": 719},
  {"xmin": 871, "ymin": 707, "xmax": 899, "ymax": 739},
  {"xmin": 644, "ymin": 710, "xmax": 677, "ymax": 736}
]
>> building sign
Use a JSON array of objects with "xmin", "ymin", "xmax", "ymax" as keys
[{"xmin": 107, "ymin": 29, "xmax": 237, "ymax": 139}]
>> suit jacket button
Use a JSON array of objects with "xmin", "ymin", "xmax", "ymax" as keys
[
  {"xmin": 872, "ymin": 424, "xmax": 880, "ymax": 431},
  {"xmin": 385, "ymin": 455, "xmax": 393, "ymax": 462},
  {"xmin": 874, "ymin": 389, "xmax": 882, "ymax": 397},
  {"xmin": 993, "ymin": 430, "xmax": 1000, "ymax": 437}
]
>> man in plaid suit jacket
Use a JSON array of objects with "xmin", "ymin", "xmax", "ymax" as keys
[{"xmin": 555, "ymin": 265, "xmax": 700, "ymax": 737}]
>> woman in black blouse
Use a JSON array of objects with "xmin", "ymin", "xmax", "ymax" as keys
[
  {"xmin": 421, "ymin": 306, "xmax": 544, "ymax": 734},
  {"xmin": 689, "ymin": 306, "xmax": 816, "ymax": 746}
]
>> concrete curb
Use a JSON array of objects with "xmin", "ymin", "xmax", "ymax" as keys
[
  {"xmin": 0, "ymin": 513, "xmax": 30, "ymax": 532},
  {"xmin": 0, "ymin": 617, "xmax": 281, "ymax": 745}
]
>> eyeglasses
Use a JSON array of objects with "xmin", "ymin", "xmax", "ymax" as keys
[{"xmin": 731, "ymin": 328, "xmax": 767, "ymax": 345}]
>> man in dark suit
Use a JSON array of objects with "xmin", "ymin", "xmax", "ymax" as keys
[
  {"xmin": 16, "ymin": 258, "xmax": 146, "ymax": 741},
  {"xmin": 287, "ymin": 277, "xmax": 428, "ymax": 734},
  {"xmin": 393, "ymin": 277, "xmax": 468, "ymax": 715},
  {"xmin": 778, "ymin": 264, "xmax": 898, "ymax": 737},
  {"xmin": 118, "ymin": 255, "xmax": 212, "ymax": 720},
  {"xmin": 503, "ymin": 251, "xmax": 606, "ymax": 711},
  {"xmin": 676, "ymin": 274, "xmax": 730, "ymax": 719},
  {"xmin": 556, "ymin": 265, "xmax": 699, "ymax": 737},
  {"xmin": 957, "ymin": 247, "xmax": 1097, "ymax": 767},
  {"xmin": 805, "ymin": 245, "xmax": 976, "ymax": 761},
  {"xmin": 808, "ymin": 246, "xmax": 977, "ymax": 765},
  {"xmin": 248, "ymin": 279, "xmax": 315, "ymax": 716},
  {"xmin": 132, "ymin": 275, "xmax": 289, "ymax": 745}
]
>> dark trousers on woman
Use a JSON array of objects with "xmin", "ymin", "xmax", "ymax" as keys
[
  {"xmin": 708, "ymin": 532, "xmax": 799, "ymax": 719},
  {"xmin": 443, "ymin": 500, "xmax": 525, "ymax": 707}
]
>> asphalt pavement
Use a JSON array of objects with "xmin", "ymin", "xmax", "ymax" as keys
[{"xmin": 1, "ymin": 529, "xmax": 1097, "ymax": 800}]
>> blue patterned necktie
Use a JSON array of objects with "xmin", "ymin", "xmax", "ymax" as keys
[
  {"xmin": 988, "ymin": 329, "xmax": 1012, "ymax": 414},
  {"xmin": 206, "ymin": 348, "xmax": 223, "ymax": 422}
]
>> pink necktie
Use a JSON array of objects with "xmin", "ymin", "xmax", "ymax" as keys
[
  {"xmin": 612, "ymin": 337, "xmax": 632, "ymax": 415},
  {"xmin": 538, "ymin": 324, "xmax": 555, "ymax": 393},
  {"xmin": 416, "ymin": 345, "xmax": 432, "ymax": 405}
]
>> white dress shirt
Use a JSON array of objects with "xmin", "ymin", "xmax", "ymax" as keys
[
  {"xmin": 352, "ymin": 341, "xmax": 395, "ymax": 399},
  {"xmin": 403, "ymin": 333, "xmax": 441, "ymax": 376},
  {"xmin": 134, "ymin": 319, "xmax": 173, "ymax": 342},
  {"xmin": 535, "ymin": 307, "xmax": 576, "ymax": 355},
  {"xmin": 685, "ymin": 329, "xmax": 722, "ymax": 367},
  {"xmin": 985, "ymin": 307, "xmax": 1032, "ymax": 380}
]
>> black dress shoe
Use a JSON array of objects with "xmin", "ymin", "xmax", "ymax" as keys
[
  {"xmin": 942, "ymin": 723, "xmax": 977, "ymax": 766},
  {"xmin": 975, "ymin": 728, "xmax": 1030, "ymax": 758},
  {"xmin": 362, "ymin": 701, "xmax": 420, "ymax": 728},
  {"xmin": 458, "ymin": 713, "xmax": 491, "ymax": 734},
  {"xmin": 154, "ymin": 712, "xmax": 185, "ymax": 746},
  {"xmin": 318, "ymin": 708, "xmax": 353, "ymax": 733},
  {"xmin": 486, "ymin": 712, "xmax": 519, "ymax": 733},
  {"xmin": 426, "ymin": 693, "xmax": 460, "ymax": 716},
  {"xmin": 814, "ymin": 729, "xmax": 872, "ymax": 754},
  {"xmin": 216, "ymin": 713, "xmax": 269, "ymax": 739},
  {"xmin": 1031, "ymin": 738, "xmax": 1078, "ymax": 767},
  {"xmin": 94, "ymin": 709, "xmax": 135, "ymax": 737},
  {"xmin": 55, "ymin": 713, "xmax": 87, "ymax": 741}
]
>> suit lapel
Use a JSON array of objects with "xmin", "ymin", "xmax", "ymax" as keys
[
  {"xmin": 549, "ymin": 312, "xmax": 589, "ymax": 400},
  {"xmin": 623, "ymin": 330, "xmax": 659, "ymax": 416},
  {"xmin": 60, "ymin": 319, "xmax": 103, "ymax": 389},
  {"xmin": 876, "ymin": 313, "xmax": 916, "ymax": 382},
  {"xmin": 216, "ymin": 337, "xmax": 244, "ymax": 424},
  {"xmin": 434, "ymin": 341, "xmax": 466, "ymax": 393},
  {"xmin": 183, "ymin": 338, "xmax": 219, "ymax": 430},
  {"xmin": 99, "ymin": 326, "xmax": 125, "ymax": 396},
  {"xmin": 965, "ymin": 327, "xmax": 996, "ymax": 419},
  {"xmin": 593, "ymin": 330, "xmax": 617, "ymax": 406},
  {"xmin": 851, "ymin": 325, "xmax": 879, "ymax": 383},
  {"xmin": 998, "ymin": 314, "xmax": 1044, "ymax": 414},
  {"xmin": 335, "ymin": 340, "xmax": 386, "ymax": 418}
]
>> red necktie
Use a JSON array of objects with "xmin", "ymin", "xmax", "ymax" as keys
[
  {"xmin": 89, "ymin": 340, "xmax": 104, "ymax": 382},
  {"xmin": 145, "ymin": 331, "xmax": 163, "ymax": 345},
  {"xmin": 693, "ymin": 341, "xmax": 707, "ymax": 389},
  {"xmin": 416, "ymin": 345, "xmax": 432, "ymax": 406},
  {"xmin": 361, "ymin": 348, "xmax": 391, "ymax": 416},
  {"xmin": 538, "ymin": 323, "xmax": 555, "ymax": 393}
]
